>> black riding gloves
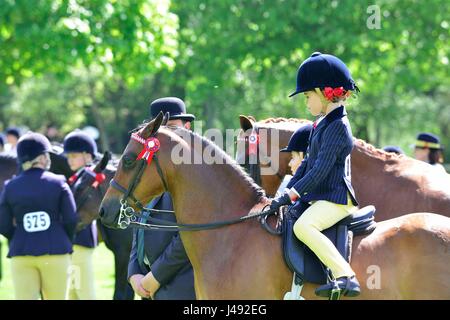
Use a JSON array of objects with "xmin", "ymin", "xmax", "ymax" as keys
[{"xmin": 270, "ymin": 192, "xmax": 292, "ymax": 212}]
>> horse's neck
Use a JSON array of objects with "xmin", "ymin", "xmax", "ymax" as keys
[{"xmin": 170, "ymin": 163, "xmax": 262, "ymax": 224}]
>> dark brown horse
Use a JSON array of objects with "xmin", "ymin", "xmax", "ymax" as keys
[
  {"xmin": 237, "ymin": 116, "xmax": 450, "ymax": 221},
  {"xmin": 99, "ymin": 113, "xmax": 450, "ymax": 299},
  {"xmin": 68, "ymin": 153, "xmax": 135, "ymax": 300}
]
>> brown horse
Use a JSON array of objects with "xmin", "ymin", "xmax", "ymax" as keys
[
  {"xmin": 99, "ymin": 113, "xmax": 450, "ymax": 299},
  {"xmin": 237, "ymin": 116, "xmax": 450, "ymax": 221}
]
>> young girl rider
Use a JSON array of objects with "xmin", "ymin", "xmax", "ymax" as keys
[{"xmin": 270, "ymin": 52, "xmax": 361, "ymax": 297}]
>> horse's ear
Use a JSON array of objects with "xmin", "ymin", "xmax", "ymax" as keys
[
  {"xmin": 161, "ymin": 112, "xmax": 170, "ymax": 126},
  {"xmin": 93, "ymin": 151, "xmax": 111, "ymax": 173},
  {"xmin": 142, "ymin": 111, "xmax": 164, "ymax": 138},
  {"xmin": 239, "ymin": 115, "xmax": 254, "ymax": 131}
]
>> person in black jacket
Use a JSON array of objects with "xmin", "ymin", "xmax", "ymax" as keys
[
  {"xmin": 128, "ymin": 97, "xmax": 196, "ymax": 300},
  {"xmin": 0, "ymin": 132, "xmax": 78, "ymax": 299}
]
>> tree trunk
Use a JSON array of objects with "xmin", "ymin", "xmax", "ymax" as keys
[
  {"xmin": 88, "ymin": 82, "xmax": 110, "ymax": 153},
  {"xmin": 90, "ymin": 101, "xmax": 110, "ymax": 153}
]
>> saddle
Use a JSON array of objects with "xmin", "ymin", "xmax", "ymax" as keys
[{"xmin": 282, "ymin": 204, "xmax": 377, "ymax": 285}]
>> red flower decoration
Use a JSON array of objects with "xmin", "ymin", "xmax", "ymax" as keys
[
  {"xmin": 324, "ymin": 87, "xmax": 334, "ymax": 100},
  {"xmin": 333, "ymin": 87, "xmax": 344, "ymax": 97},
  {"xmin": 323, "ymin": 86, "xmax": 346, "ymax": 101}
]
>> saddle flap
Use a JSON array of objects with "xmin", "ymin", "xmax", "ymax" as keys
[
  {"xmin": 282, "ymin": 212, "xmax": 353, "ymax": 285},
  {"xmin": 339, "ymin": 205, "xmax": 376, "ymax": 225},
  {"xmin": 339, "ymin": 205, "xmax": 377, "ymax": 236},
  {"xmin": 282, "ymin": 216, "xmax": 305, "ymax": 281}
]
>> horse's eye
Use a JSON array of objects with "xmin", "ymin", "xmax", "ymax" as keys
[{"xmin": 122, "ymin": 154, "xmax": 136, "ymax": 169}]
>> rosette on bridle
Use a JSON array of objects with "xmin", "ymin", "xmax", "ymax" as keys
[{"xmin": 131, "ymin": 133, "xmax": 161, "ymax": 165}]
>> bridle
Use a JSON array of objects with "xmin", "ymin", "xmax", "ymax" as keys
[
  {"xmin": 241, "ymin": 125, "xmax": 283, "ymax": 185},
  {"xmin": 107, "ymin": 130, "xmax": 279, "ymax": 232},
  {"xmin": 110, "ymin": 132, "xmax": 170, "ymax": 229},
  {"xmin": 69, "ymin": 166, "xmax": 107, "ymax": 213}
]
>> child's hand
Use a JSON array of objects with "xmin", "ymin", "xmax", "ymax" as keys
[{"xmin": 270, "ymin": 192, "xmax": 292, "ymax": 212}]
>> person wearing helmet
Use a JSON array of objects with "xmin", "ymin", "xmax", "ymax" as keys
[
  {"xmin": 63, "ymin": 130, "xmax": 99, "ymax": 300},
  {"xmin": 270, "ymin": 52, "xmax": 361, "ymax": 297},
  {"xmin": 0, "ymin": 132, "xmax": 78, "ymax": 299},
  {"xmin": 5, "ymin": 127, "xmax": 21, "ymax": 155},
  {"xmin": 413, "ymin": 133, "xmax": 446, "ymax": 173},
  {"xmin": 275, "ymin": 124, "xmax": 313, "ymax": 194},
  {"xmin": 383, "ymin": 145, "xmax": 404, "ymax": 155},
  {"xmin": 280, "ymin": 124, "xmax": 313, "ymax": 175}
]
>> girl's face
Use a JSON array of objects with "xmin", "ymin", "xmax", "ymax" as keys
[
  {"xmin": 304, "ymin": 91, "xmax": 324, "ymax": 116},
  {"xmin": 67, "ymin": 152, "xmax": 92, "ymax": 171},
  {"xmin": 288, "ymin": 151, "xmax": 304, "ymax": 175},
  {"xmin": 414, "ymin": 147, "xmax": 429, "ymax": 163}
]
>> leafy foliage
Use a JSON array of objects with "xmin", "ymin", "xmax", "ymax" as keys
[{"xmin": 1, "ymin": 0, "xmax": 449, "ymax": 160}]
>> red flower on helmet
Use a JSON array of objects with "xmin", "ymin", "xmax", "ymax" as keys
[
  {"xmin": 333, "ymin": 87, "xmax": 344, "ymax": 96},
  {"xmin": 323, "ymin": 86, "xmax": 346, "ymax": 101},
  {"xmin": 324, "ymin": 87, "xmax": 334, "ymax": 100}
]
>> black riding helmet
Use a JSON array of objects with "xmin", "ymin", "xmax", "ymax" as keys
[
  {"xmin": 17, "ymin": 132, "xmax": 52, "ymax": 164},
  {"xmin": 63, "ymin": 130, "xmax": 98, "ymax": 157},
  {"xmin": 289, "ymin": 52, "xmax": 359, "ymax": 97},
  {"xmin": 280, "ymin": 124, "xmax": 313, "ymax": 154}
]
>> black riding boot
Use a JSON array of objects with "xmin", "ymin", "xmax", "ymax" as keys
[{"xmin": 315, "ymin": 276, "xmax": 361, "ymax": 298}]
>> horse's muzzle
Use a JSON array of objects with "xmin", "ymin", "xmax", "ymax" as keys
[{"xmin": 99, "ymin": 200, "xmax": 121, "ymax": 229}]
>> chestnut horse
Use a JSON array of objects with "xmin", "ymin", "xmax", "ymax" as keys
[
  {"xmin": 237, "ymin": 116, "xmax": 450, "ymax": 221},
  {"xmin": 99, "ymin": 113, "xmax": 450, "ymax": 299}
]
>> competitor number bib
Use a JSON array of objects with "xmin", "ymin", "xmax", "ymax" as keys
[{"xmin": 23, "ymin": 211, "xmax": 51, "ymax": 232}]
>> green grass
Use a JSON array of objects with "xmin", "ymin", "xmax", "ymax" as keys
[{"xmin": 0, "ymin": 236, "xmax": 131, "ymax": 300}]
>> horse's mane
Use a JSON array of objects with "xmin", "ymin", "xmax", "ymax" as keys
[
  {"xmin": 254, "ymin": 117, "xmax": 403, "ymax": 162},
  {"xmin": 256, "ymin": 117, "xmax": 312, "ymax": 132},
  {"xmin": 354, "ymin": 139, "xmax": 403, "ymax": 161},
  {"xmin": 258, "ymin": 117, "xmax": 310, "ymax": 124},
  {"xmin": 163, "ymin": 126, "xmax": 266, "ymax": 201}
]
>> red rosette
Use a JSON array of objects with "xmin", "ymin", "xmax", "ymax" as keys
[
  {"xmin": 248, "ymin": 131, "xmax": 259, "ymax": 155},
  {"xmin": 136, "ymin": 137, "xmax": 161, "ymax": 165}
]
